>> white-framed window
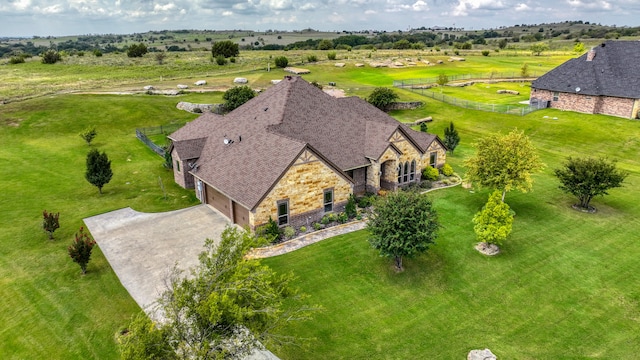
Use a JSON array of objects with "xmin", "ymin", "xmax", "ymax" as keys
[
  {"xmin": 323, "ymin": 189, "xmax": 334, "ymax": 213},
  {"xmin": 553, "ymin": 92, "xmax": 559, "ymax": 101},
  {"xmin": 429, "ymin": 152, "xmax": 437, "ymax": 168},
  {"xmin": 410, "ymin": 160, "xmax": 416, "ymax": 181},
  {"xmin": 175, "ymin": 160, "xmax": 180, "ymax": 172},
  {"xmin": 277, "ymin": 200, "xmax": 289, "ymax": 226}
]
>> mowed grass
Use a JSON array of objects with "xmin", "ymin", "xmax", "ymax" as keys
[
  {"xmin": 264, "ymin": 106, "xmax": 640, "ymax": 358},
  {"xmin": 0, "ymin": 94, "xmax": 200, "ymax": 359}
]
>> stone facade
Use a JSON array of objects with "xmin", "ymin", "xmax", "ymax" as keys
[
  {"xmin": 251, "ymin": 149, "xmax": 352, "ymax": 229},
  {"xmin": 171, "ymin": 148, "xmax": 195, "ymax": 189},
  {"xmin": 425, "ymin": 141, "xmax": 447, "ymax": 169},
  {"xmin": 387, "ymin": 101, "xmax": 424, "ymax": 110},
  {"xmin": 531, "ymin": 89, "xmax": 639, "ymax": 119}
]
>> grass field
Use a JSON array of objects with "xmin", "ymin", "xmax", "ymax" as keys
[
  {"xmin": 263, "ymin": 107, "xmax": 640, "ymax": 359},
  {"xmin": 1, "ymin": 50, "xmax": 638, "ymax": 359}
]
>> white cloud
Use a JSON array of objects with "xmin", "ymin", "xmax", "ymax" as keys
[
  {"xmin": 365, "ymin": 9, "xmax": 377, "ymax": 14},
  {"xmin": 412, "ymin": 0, "xmax": 429, "ymax": 11},
  {"xmin": 300, "ymin": 3, "xmax": 316, "ymax": 10},
  {"xmin": 515, "ymin": 2, "xmax": 531, "ymax": 11},
  {"xmin": 154, "ymin": 3, "xmax": 176, "ymax": 12},
  {"xmin": 222, "ymin": 10, "xmax": 233, "ymax": 16},
  {"xmin": 567, "ymin": 0, "xmax": 612, "ymax": 10},
  {"xmin": 452, "ymin": 0, "xmax": 508, "ymax": 16}
]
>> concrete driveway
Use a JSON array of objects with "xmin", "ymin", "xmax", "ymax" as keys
[{"xmin": 84, "ymin": 205, "xmax": 230, "ymax": 310}]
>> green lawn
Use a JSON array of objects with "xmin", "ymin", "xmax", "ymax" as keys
[
  {"xmin": 264, "ymin": 107, "xmax": 640, "ymax": 359},
  {"xmin": 0, "ymin": 94, "xmax": 200, "ymax": 359},
  {"xmin": 2, "ymin": 51, "xmax": 637, "ymax": 359}
]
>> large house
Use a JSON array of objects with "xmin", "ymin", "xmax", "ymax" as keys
[
  {"xmin": 530, "ymin": 40, "xmax": 640, "ymax": 119},
  {"xmin": 169, "ymin": 76, "xmax": 446, "ymax": 230}
]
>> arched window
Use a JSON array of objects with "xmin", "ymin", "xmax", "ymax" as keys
[
  {"xmin": 410, "ymin": 160, "xmax": 416, "ymax": 181},
  {"xmin": 403, "ymin": 162, "xmax": 409, "ymax": 183}
]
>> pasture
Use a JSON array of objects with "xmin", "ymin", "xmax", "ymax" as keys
[{"xmin": 1, "ymin": 49, "xmax": 638, "ymax": 359}]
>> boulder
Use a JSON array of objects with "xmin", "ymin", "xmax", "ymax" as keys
[
  {"xmin": 437, "ymin": 60, "xmax": 444, "ymax": 64},
  {"xmin": 143, "ymin": 85, "xmax": 154, "ymax": 90},
  {"xmin": 334, "ymin": 63, "xmax": 346, "ymax": 67},
  {"xmin": 355, "ymin": 63, "xmax": 365, "ymax": 67},
  {"xmin": 234, "ymin": 77, "xmax": 248, "ymax": 84},
  {"xmin": 270, "ymin": 79, "xmax": 281, "ymax": 85},
  {"xmin": 194, "ymin": 80, "xmax": 207, "ymax": 86},
  {"xmin": 468, "ymin": 349, "xmax": 497, "ymax": 360},
  {"xmin": 177, "ymin": 84, "xmax": 189, "ymax": 89}
]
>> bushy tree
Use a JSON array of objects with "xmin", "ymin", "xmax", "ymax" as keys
[
  {"xmin": 367, "ymin": 191, "xmax": 439, "ymax": 271},
  {"xmin": 420, "ymin": 122, "xmax": 428, "ymax": 133},
  {"xmin": 436, "ymin": 73, "xmax": 448, "ymax": 93},
  {"xmin": 79, "ymin": 127, "xmax": 97, "ymax": 145},
  {"xmin": 41, "ymin": 49, "xmax": 61, "ymax": 64},
  {"xmin": 223, "ymin": 85, "xmax": 256, "ymax": 112},
  {"xmin": 464, "ymin": 129, "xmax": 544, "ymax": 202},
  {"xmin": 344, "ymin": 194, "xmax": 357, "ymax": 219},
  {"xmin": 317, "ymin": 39, "xmax": 333, "ymax": 50},
  {"xmin": 119, "ymin": 226, "xmax": 315, "ymax": 358},
  {"xmin": 367, "ymin": 87, "xmax": 398, "ymax": 112},
  {"xmin": 154, "ymin": 51, "xmax": 166, "ymax": 65},
  {"xmin": 127, "ymin": 43, "xmax": 148, "ymax": 58},
  {"xmin": 443, "ymin": 122, "xmax": 460, "ymax": 154},
  {"xmin": 574, "ymin": 42, "xmax": 586, "ymax": 54},
  {"xmin": 327, "ymin": 51, "xmax": 337, "ymax": 60},
  {"xmin": 520, "ymin": 63, "xmax": 530, "ymax": 77},
  {"xmin": 472, "ymin": 190, "xmax": 514, "ymax": 247},
  {"xmin": 274, "ymin": 55, "xmax": 288, "ymax": 68},
  {"xmin": 119, "ymin": 313, "xmax": 175, "ymax": 360},
  {"xmin": 85, "ymin": 148, "xmax": 113, "ymax": 194},
  {"xmin": 530, "ymin": 42, "xmax": 550, "ymax": 56},
  {"xmin": 68, "ymin": 227, "xmax": 96, "ymax": 275},
  {"xmin": 211, "ymin": 40, "xmax": 239, "ymax": 58},
  {"xmin": 215, "ymin": 55, "xmax": 227, "ymax": 65},
  {"xmin": 554, "ymin": 157, "xmax": 628, "ymax": 211},
  {"xmin": 42, "ymin": 210, "xmax": 60, "ymax": 240}
]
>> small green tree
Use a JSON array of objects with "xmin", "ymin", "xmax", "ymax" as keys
[
  {"xmin": 443, "ymin": 122, "xmax": 460, "ymax": 154},
  {"xmin": 306, "ymin": 54, "xmax": 318, "ymax": 62},
  {"xmin": 436, "ymin": 73, "xmax": 449, "ymax": 93},
  {"xmin": 68, "ymin": 227, "xmax": 96, "ymax": 275},
  {"xmin": 79, "ymin": 127, "xmax": 97, "ymax": 145},
  {"xmin": 42, "ymin": 210, "xmax": 60, "ymax": 240},
  {"xmin": 367, "ymin": 191, "xmax": 439, "ymax": 271},
  {"xmin": 41, "ymin": 49, "xmax": 61, "ymax": 64},
  {"xmin": 154, "ymin": 51, "xmax": 167, "ymax": 65},
  {"xmin": 573, "ymin": 42, "xmax": 586, "ymax": 54},
  {"xmin": 223, "ymin": 85, "xmax": 256, "ymax": 112},
  {"xmin": 554, "ymin": 157, "xmax": 628, "ymax": 211},
  {"xmin": 274, "ymin": 55, "xmax": 288, "ymax": 68},
  {"xmin": 498, "ymin": 38, "xmax": 508, "ymax": 49},
  {"xmin": 472, "ymin": 190, "xmax": 514, "ymax": 247},
  {"xmin": 520, "ymin": 63, "xmax": 530, "ymax": 77},
  {"xmin": 327, "ymin": 51, "xmax": 337, "ymax": 60},
  {"xmin": 530, "ymin": 42, "xmax": 550, "ymax": 56},
  {"xmin": 420, "ymin": 122, "xmax": 428, "ymax": 133},
  {"xmin": 211, "ymin": 40, "xmax": 239, "ymax": 58},
  {"xmin": 345, "ymin": 194, "xmax": 357, "ymax": 219},
  {"xmin": 317, "ymin": 39, "xmax": 333, "ymax": 50},
  {"xmin": 85, "ymin": 148, "xmax": 113, "ymax": 194},
  {"xmin": 126, "ymin": 43, "xmax": 147, "ymax": 58},
  {"xmin": 257, "ymin": 216, "xmax": 282, "ymax": 243},
  {"xmin": 215, "ymin": 54, "xmax": 227, "ymax": 65},
  {"xmin": 367, "ymin": 87, "xmax": 398, "ymax": 112},
  {"xmin": 464, "ymin": 129, "xmax": 544, "ymax": 202}
]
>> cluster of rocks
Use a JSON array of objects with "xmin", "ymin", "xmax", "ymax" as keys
[
  {"xmin": 176, "ymin": 102, "xmax": 224, "ymax": 114},
  {"xmin": 497, "ymin": 89, "xmax": 520, "ymax": 95}
]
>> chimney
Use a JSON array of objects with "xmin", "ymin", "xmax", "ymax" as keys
[{"xmin": 586, "ymin": 48, "xmax": 596, "ymax": 61}]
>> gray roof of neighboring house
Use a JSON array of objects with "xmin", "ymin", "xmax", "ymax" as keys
[
  {"xmin": 170, "ymin": 76, "xmax": 444, "ymax": 210},
  {"xmin": 531, "ymin": 40, "xmax": 640, "ymax": 99}
]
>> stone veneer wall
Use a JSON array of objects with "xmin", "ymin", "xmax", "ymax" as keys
[
  {"xmin": 171, "ymin": 148, "xmax": 195, "ymax": 189},
  {"xmin": 531, "ymin": 89, "xmax": 637, "ymax": 118},
  {"xmin": 387, "ymin": 101, "xmax": 424, "ymax": 110},
  {"xmin": 424, "ymin": 141, "xmax": 447, "ymax": 169},
  {"xmin": 251, "ymin": 149, "xmax": 352, "ymax": 228}
]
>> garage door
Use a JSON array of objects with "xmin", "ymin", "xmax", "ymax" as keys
[
  {"xmin": 233, "ymin": 202, "xmax": 250, "ymax": 228},
  {"xmin": 205, "ymin": 184, "xmax": 231, "ymax": 219}
]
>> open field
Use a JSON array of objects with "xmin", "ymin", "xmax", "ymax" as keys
[{"xmin": 1, "ymin": 50, "xmax": 639, "ymax": 359}]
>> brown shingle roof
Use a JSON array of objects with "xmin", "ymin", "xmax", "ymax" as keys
[{"xmin": 172, "ymin": 76, "xmax": 443, "ymax": 210}]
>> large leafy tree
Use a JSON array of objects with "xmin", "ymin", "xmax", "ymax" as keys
[
  {"xmin": 443, "ymin": 122, "xmax": 460, "ymax": 154},
  {"xmin": 554, "ymin": 157, "xmax": 628, "ymax": 211},
  {"xmin": 464, "ymin": 129, "xmax": 544, "ymax": 202},
  {"xmin": 472, "ymin": 190, "xmax": 514, "ymax": 247},
  {"xmin": 223, "ymin": 86, "xmax": 256, "ymax": 112},
  {"xmin": 126, "ymin": 43, "xmax": 148, "ymax": 58},
  {"xmin": 85, "ymin": 148, "xmax": 113, "ymax": 194},
  {"xmin": 367, "ymin": 191, "xmax": 439, "ymax": 271},
  {"xmin": 119, "ymin": 227, "xmax": 315, "ymax": 359},
  {"xmin": 211, "ymin": 40, "xmax": 239, "ymax": 58},
  {"xmin": 366, "ymin": 87, "xmax": 398, "ymax": 112},
  {"xmin": 530, "ymin": 42, "xmax": 550, "ymax": 56}
]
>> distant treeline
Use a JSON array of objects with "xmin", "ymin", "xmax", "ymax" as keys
[{"xmin": 2, "ymin": 23, "xmax": 640, "ymax": 58}]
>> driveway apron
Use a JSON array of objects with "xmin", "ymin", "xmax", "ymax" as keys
[{"xmin": 84, "ymin": 205, "xmax": 230, "ymax": 310}]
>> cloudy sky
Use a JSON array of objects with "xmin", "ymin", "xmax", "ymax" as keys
[{"xmin": 1, "ymin": 0, "xmax": 638, "ymax": 37}]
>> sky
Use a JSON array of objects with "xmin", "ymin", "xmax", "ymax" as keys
[{"xmin": 0, "ymin": 0, "xmax": 639, "ymax": 37}]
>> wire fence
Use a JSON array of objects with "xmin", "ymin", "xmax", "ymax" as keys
[
  {"xmin": 135, "ymin": 123, "xmax": 184, "ymax": 157},
  {"xmin": 393, "ymin": 72, "xmax": 551, "ymax": 116}
]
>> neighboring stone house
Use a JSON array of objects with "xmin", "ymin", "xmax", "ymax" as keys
[
  {"xmin": 530, "ymin": 40, "xmax": 640, "ymax": 119},
  {"xmin": 169, "ymin": 76, "xmax": 446, "ymax": 229}
]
